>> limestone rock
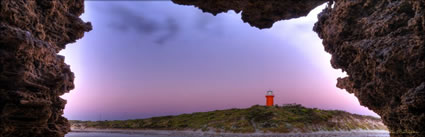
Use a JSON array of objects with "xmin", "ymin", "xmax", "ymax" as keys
[
  {"xmin": 172, "ymin": 0, "xmax": 328, "ymax": 29},
  {"xmin": 314, "ymin": 0, "xmax": 425, "ymax": 134},
  {"xmin": 0, "ymin": 0, "xmax": 91, "ymax": 136},
  {"xmin": 1, "ymin": 0, "xmax": 424, "ymax": 136}
]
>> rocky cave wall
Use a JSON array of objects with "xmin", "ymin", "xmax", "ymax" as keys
[
  {"xmin": 314, "ymin": 0, "xmax": 424, "ymax": 134},
  {"xmin": 172, "ymin": 0, "xmax": 425, "ymax": 135},
  {"xmin": 0, "ymin": 0, "xmax": 91, "ymax": 137},
  {"xmin": 0, "ymin": 0, "xmax": 423, "ymax": 136}
]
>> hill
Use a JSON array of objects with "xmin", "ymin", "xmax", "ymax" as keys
[{"xmin": 70, "ymin": 104, "xmax": 387, "ymax": 133}]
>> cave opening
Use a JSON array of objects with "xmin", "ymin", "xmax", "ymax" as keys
[
  {"xmin": 1, "ymin": 0, "xmax": 424, "ymax": 136},
  {"xmin": 59, "ymin": 1, "xmax": 377, "ymax": 121}
]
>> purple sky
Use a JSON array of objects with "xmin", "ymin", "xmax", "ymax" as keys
[{"xmin": 59, "ymin": 1, "xmax": 378, "ymax": 121}]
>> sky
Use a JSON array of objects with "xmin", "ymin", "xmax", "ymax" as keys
[{"xmin": 59, "ymin": 1, "xmax": 378, "ymax": 121}]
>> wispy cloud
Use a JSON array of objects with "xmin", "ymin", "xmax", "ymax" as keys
[{"xmin": 108, "ymin": 5, "xmax": 179, "ymax": 45}]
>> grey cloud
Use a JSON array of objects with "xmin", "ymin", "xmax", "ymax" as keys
[
  {"xmin": 108, "ymin": 5, "xmax": 179, "ymax": 45},
  {"xmin": 155, "ymin": 17, "xmax": 179, "ymax": 44},
  {"xmin": 194, "ymin": 9, "xmax": 223, "ymax": 35}
]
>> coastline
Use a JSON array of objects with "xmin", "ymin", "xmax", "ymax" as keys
[{"xmin": 68, "ymin": 129, "xmax": 390, "ymax": 137}]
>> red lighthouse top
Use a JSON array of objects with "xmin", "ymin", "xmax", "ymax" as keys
[{"xmin": 265, "ymin": 90, "xmax": 274, "ymax": 106}]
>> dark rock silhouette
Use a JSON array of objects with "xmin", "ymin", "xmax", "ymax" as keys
[
  {"xmin": 0, "ymin": 0, "xmax": 91, "ymax": 137},
  {"xmin": 314, "ymin": 0, "xmax": 425, "ymax": 134},
  {"xmin": 0, "ymin": 0, "xmax": 423, "ymax": 136},
  {"xmin": 172, "ymin": 0, "xmax": 328, "ymax": 29},
  {"xmin": 172, "ymin": 0, "xmax": 424, "ymax": 135}
]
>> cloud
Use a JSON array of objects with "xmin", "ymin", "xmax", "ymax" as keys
[
  {"xmin": 155, "ymin": 17, "xmax": 179, "ymax": 44},
  {"xmin": 194, "ymin": 10, "xmax": 223, "ymax": 35},
  {"xmin": 108, "ymin": 5, "xmax": 180, "ymax": 45}
]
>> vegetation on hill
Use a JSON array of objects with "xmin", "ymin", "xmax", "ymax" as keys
[{"xmin": 70, "ymin": 104, "xmax": 387, "ymax": 133}]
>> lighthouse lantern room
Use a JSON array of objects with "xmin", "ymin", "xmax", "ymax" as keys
[{"xmin": 265, "ymin": 90, "xmax": 274, "ymax": 106}]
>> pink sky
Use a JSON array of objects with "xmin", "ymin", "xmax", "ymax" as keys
[{"xmin": 60, "ymin": 1, "xmax": 378, "ymax": 120}]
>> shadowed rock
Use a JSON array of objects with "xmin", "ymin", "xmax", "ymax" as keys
[
  {"xmin": 0, "ymin": 0, "xmax": 423, "ymax": 136},
  {"xmin": 172, "ymin": 0, "xmax": 425, "ymax": 135},
  {"xmin": 314, "ymin": 0, "xmax": 424, "ymax": 134},
  {"xmin": 172, "ymin": 0, "xmax": 328, "ymax": 29},
  {"xmin": 0, "ymin": 0, "xmax": 91, "ymax": 136}
]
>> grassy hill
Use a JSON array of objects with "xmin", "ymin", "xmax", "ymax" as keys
[{"xmin": 70, "ymin": 104, "xmax": 387, "ymax": 133}]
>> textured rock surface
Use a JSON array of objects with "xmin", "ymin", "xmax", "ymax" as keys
[
  {"xmin": 172, "ymin": 0, "xmax": 328, "ymax": 29},
  {"xmin": 0, "ymin": 0, "xmax": 423, "ymax": 136},
  {"xmin": 172, "ymin": 0, "xmax": 425, "ymax": 135},
  {"xmin": 314, "ymin": 0, "xmax": 424, "ymax": 134},
  {"xmin": 0, "ymin": 0, "xmax": 91, "ymax": 137}
]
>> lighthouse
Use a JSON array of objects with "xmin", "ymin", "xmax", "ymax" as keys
[{"xmin": 265, "ymin": 90, "xmax": 274, "ymax": 106}]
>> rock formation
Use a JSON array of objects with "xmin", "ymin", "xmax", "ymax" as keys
[
  {"xmin": 0, "ymin": 0, "xmax": 423, "ymax": 136},
  {"xmin": 314, "ymin": 0, "xmax": 424, "ymax": 135},
  {"xmin": 0, "ymin": 0, "xmax": 91, "ymax": 137},
  {"xmin": 172, "ymin": 0, "xmax": 425, "ymax": 136},
  {"xmin": 173, "ymin": 0, "xmax": 328, "ymax": 29}
]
